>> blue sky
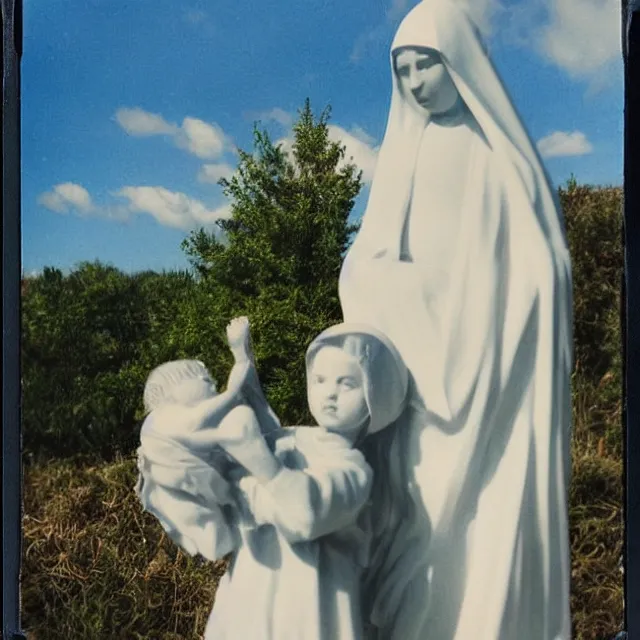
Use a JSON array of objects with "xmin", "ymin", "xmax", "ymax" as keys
[{"xmin": 21, "ymin": 0, "xmax": 623, "ymax": 275}]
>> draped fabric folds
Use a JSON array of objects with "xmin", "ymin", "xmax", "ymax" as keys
[{"xmin": 340, "ymin": 1, "xmax": 573, "ymax": 638}]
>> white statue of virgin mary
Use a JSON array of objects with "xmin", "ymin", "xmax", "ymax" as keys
[{"xmin": 339, "ymin": 1, "xmax": 573, "ymax": 638}]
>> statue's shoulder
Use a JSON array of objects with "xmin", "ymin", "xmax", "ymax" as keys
[{"xmin": 483, "ymin": 137, "xmax": 537, "ymax": 204}]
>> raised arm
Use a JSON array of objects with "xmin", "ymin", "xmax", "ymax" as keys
[
  {"xmin": 169, "ymin": 317, "xmax": 281, "ymax": 454},
  {"xmin": 172, "ymin": 405, "xmax": 373, "ymax": 544},
  {"xmin": 225, "ymin": 316, "xmax": 281, "ymax": 435}
]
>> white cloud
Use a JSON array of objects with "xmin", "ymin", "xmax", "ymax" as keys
[
  {"xmin": 275, "ymin": 122, "xmax": 379, "ymax": 185},
  {"xmin": 388, "ymin": 0, "xmax": 411, "ymax": 19},
  {"xmin": 198, "ymin": 162, "xmax": 236, "ymax": 184},
  {"xmin": 115, "ymin": 107, "xmax": 233, "ymax": 160},
  {"xmin": 353, "ymin": 0, "xmax": 620, "ymax": 85},
  {"xmin": 22, "ymin": 268, "xmax": 43, "ymax": 279},
  {"xmin": 37, "ymin": 182, "xmax": 94, "ymax": 214},
  {"xmin": 537, "ymin": 0, "xmax": 621, "ymax": 79},
  {"xmin": 184, "ymin": 9, "xmax": 207, "ymax": 24},
  {"xmin": 501, "ymin": 0, "xmax": 621, "ymax": 83},
  {"xmin": 537, "ymin": 130, "xmax": 594, "ymax": 158},
  {"xmin": 257, "ymin": 108, "xmax": 294, "ymax": 128},
  {"xmin": 116, "ymin": 186, "xmax": 232, "ymax": 229},
  {"xmin": 454, "ymin": 0, "xmax": 502, "ymax": 38},
  {"xmin": 350, "ymin": 24, "xmax": 389, "ymax": 64},
  {"xmin": 275, "ymin": 135, "xmax": 295, "ymax": 157},
  {"xmin": 328, "ymin": 125, "xmax": 379, "ymax": 184},
  {"xmin": 39, "ymin": 181, "xmax": 231, "ymax": 230},
  {"xmin": 348, "ymin": 126, "xmax": 377, "ymax": 148},
  {"xmin": 114, "ymin": 108, "xmax": 178, "ymax": 137},
  {"xmin": 183, "ymin": 9, "xmax": 216, "ymax": 35},
  {"xmin": 175, "ymin": 117, "xmax": 230, "ymax": 160}
]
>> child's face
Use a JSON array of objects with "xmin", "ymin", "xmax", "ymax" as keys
[
  {"xmin": 170, "ymin": 374, "xmax": 217, "ymax": 409},
  {"xmin": 307, "ymin": 346, "xmax": 369, "ymax": 440}
]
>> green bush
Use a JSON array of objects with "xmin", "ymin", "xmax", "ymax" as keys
[
  {"xmin": 180, "ymin": 100, "xmax": 362, "ymax": 425},
  {"xmin": 561, "ymin": 179, "xmax": 623, "ymax": 385},
  {"xmin": 22, "ymin": 263, "xmax": 148, "ymax": 462},
  {"xmin": 560, "ymin": 180, "xmax": 623, "ymax": 457},
  {"xmin": 21, "ymin": 264, "xmax": 198, "ymax": 463}
]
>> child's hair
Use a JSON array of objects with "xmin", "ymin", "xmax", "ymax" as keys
[
  {"xmin": 359, "ymin": 411, "xmax": 420, "ymax": 626},
  {"xmin": 143, "ymin": 360, "xmax": 216, "ymax": 414},
  {"xmin": 305, "ymin": 324, "xmax": 414, "ymax": 627},
  {"xmin": 306, "ymin": 335, "xmax": 369, "ymax": 370}
]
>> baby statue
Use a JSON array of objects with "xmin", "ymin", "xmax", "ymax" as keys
[
  {"xmin": 135, "ymin": 318, "xmax": 279, "ymax": 559},
  {"xmin": 135, "ymin": 316, "xmax": 410, "ymax": 640}
]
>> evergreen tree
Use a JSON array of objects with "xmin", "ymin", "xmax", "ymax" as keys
[{"xmin": 181, "ymin": 100, "xmax": 362, "ymax": 424}]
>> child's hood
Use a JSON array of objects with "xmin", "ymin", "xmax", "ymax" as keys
[{"xmin": 305, "ymin": 323, "xmax": 409, "ymax": 436}]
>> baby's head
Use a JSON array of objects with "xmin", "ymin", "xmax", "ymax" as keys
[
  {"xmin": 143, "ymin": 359, "xmax": 217, "ymax": 415},
  {"xmin": 305, "ymin": 324, "xmax": 409, "ymax": 443}
]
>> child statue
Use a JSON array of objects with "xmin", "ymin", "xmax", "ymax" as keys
[{"xmin": 135, "ymin": 317, "xmax": 411, "ymax": 640}]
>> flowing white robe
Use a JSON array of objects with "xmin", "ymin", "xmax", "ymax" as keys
[{"xmin": 339, "ymin": 3, "xmax": 573, "ymax": 637}]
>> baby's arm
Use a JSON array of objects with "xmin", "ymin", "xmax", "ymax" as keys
[
  {"xmin": 170, "ymin": 316, "xmax": 261, "ymax": 437},
  {"xmin": 169, "ymin": 317, "xmax": 281, "ymax": 463},
  {"xmin": 225, "ymin": 317, "xmax": 281, "ymax": 434},
  {"xmin": 181, "ymin": 404, "xmax": 282, "ymax": 482}
]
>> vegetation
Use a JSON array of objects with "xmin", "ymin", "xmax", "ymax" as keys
[
  {"xmin": 20, "ymin": 104, "xmax": 624, "ymax": 639},
  {"xmin": 560, "ymin": 180, "xmax": 624, "ymax": 638}
]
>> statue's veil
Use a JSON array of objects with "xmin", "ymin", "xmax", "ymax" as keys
[
  {"xmin": 340, "ymin": 1, "xmax": 573, "ymax": 638},
  {"xmin": 350, "ymin": 0, "xmax": 570, "ymax": 282}
]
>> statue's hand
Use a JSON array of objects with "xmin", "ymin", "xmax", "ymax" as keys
[{"xmin": 226, "ymin": 316, "xmax": 252, "ymax": 363}]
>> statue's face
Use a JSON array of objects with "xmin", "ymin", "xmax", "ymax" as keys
[
  {"xmin": 394, "ymin": 47, "xmax": 459, "ymax": 115},
  {"xmin": 307, "ymin": 346, "xmax": 369, "ymax": 439}
]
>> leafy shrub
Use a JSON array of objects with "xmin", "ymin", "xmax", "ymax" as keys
[
  {"xmin": 21, "ymin": 264, "xmax": 200, "ymax": 462},
  {"xmin": 560, "ymin": 180, "xmax": 623, "ymax": 457}
]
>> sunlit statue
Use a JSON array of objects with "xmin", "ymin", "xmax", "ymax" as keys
[
  {"xmin": 339, "ymin": 0, "xmax": 573, "ymax": 638},
  {"xmin": 135, "ymin": 317, "xmax": 410, "ymax": 639}
]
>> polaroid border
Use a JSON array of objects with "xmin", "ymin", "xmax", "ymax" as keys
[
  {"xmin": 1, "ymin": 1, "xmax": 635, "ymax": 638},
  {"xmin": 2, "ymin": 0, "xmax": 25, "ymax": 638},
  {"xmin": 623, "ymin": 0, "xmax": 640, "ymax": 638}
]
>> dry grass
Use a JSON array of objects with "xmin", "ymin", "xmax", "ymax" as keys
[
  {"xmin": 21, "ymin": 410, "xmax": 624, "ymax": 639},
  {"xmin": 21, "ymin": 456, "xmax": 229, "ymax": 639},
  {"xmin": 569, "ymin": 452, "xmax": 623, "ymax": 639}
]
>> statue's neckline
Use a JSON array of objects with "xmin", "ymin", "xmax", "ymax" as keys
[{"xmin": 429, "ymin": 98, "xmax": 469, "ymax": 128}]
